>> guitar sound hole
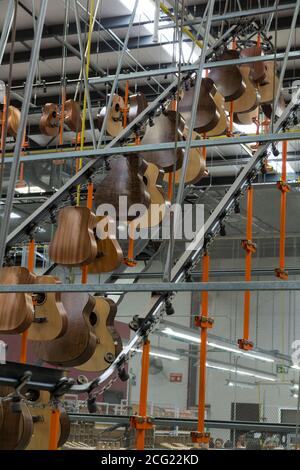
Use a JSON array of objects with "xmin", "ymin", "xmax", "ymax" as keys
[
  {"xmin": 35, "ymin": 293, "xmax": 46, "ymax": 305},
  {"xmin": 89, "ymin": 312, "xmax": 98, "ymax": 326}
]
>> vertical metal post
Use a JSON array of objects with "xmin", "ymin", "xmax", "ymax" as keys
[
  {"xmin": 73, "ymin": 0, "xmax": 97, "ymax": 148},
  {"xmin": 0, "ymin": 0, "xmax": 48, "ymax": 267},
  {"xmin": 164, "ymin": 0, "xmax": 215, "ymax": 279},
  {"xmin": 0, "ymin": 1, "xmax": 15, "ymax": 66},
  {"xmin": 265, "ymin": 0, "xmax": 279, "ymax": 34},
  {"xmin": 97, "ymin": 0, "xmax": 139, "ymax": 148},
  {"xmin": 153, "ymin": 0, "xmax": 160, "ymax": 43}
]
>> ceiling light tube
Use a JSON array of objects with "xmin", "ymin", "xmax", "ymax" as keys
[{"xmin": 206, "ymin": 361, "xmax": 276, "ymax": 382}]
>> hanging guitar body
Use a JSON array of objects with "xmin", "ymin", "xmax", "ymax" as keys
[
  {"xmin": 76, "ymin": 297, "xmax": 122, "ymax": 372},
  {"xmin": 258, "ymin": 61, "xmax": 279, "ymax": 104},
  {"xmin": 0, "ymin": 397, "xmax": 33, "ymax": 450},
  {"xmin": 94, "ymin": 154, "xmax": 150, "ymax": 221},
  {"xmin": 233, "ymin": 107, "xmax": 258, "ymax": 126},
  {"xmin": 208, "ymin": 49, "xmax": 246, "ymax": 102},
  {"xmin": 0, "ymin": 267, "xmax": 35, "ymax": 334},
  {"xmin": 128, "ymin": 92, "xmax": 148, "ymax": 137},
  {"xmin": 49, "ymin": 206, "xmax": 97, "ymax": 266},
  {"xmin": 97, "ymin": 94, "xmax": 124, "ymax": 137},
  {"xmin": 58, "ymin": 405, "xmax": 71, "ymax": 448},
  {"xmin": 64, "ymin": 99, "xmax": 82, "ymax": 133},
  {"xmin": 133, "ymin": 162, "xmax": 168, "ymax": 229},
  {"xmin": 225, "ymin": 64, "xmax": 261, "ymax": 114},
  {"xmin": 240, "ymin": 45, "xmax": 266, "ymax": 84},
  {"xmin": 33, "ymin": 292, "xmax": 97, "ymax": 367},
  {"xmin": 7, "ymin": 106, "xmax": 21, "ymax": 138},
  {"xmin": 40, "ymin": 103, "xmax": 60, "ymax": 137},
  {"xmin": 28, "ymin": 275, "xmax": 68, "ymax": 341},
  {"xmin": 141, "ymin": 110, "xmax": 185, "ymax": 173},
  {"xmin": 88, "ymin": 216, "xmax": 123, "ymax": 274},
  {"xmin": 178, "ymin": 78, "xmax": 220, "ymax": 134},
  {"xmin": 206, "ymin": 89, "xmax": 228, "ymax": 137}
]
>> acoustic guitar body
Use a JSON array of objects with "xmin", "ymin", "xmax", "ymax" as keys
[
  {"xmin": 0, "ymin": 267, "xmax": 35, "ymax": 334},
  {"xmin": 33, "ymin": 293, "xmax": 97, "ymax": 367},
  {"xmin": 225, "ymin": 65, "xmax": 261, "ymax": 114},
  {"xmin": 208, "ymin": 50, "xmax": 246, "ymax": 102},
  {"xmin": 58, "ymin": 406, "xmax": 71, "ymax": 448},
  {"xmin": 141, "ymin": 110, "xmax": 185, "ymax": 173},
  {"xmin": 133, "ymin": 162, "xmax": 168, "ymax": 229},
  {"xmin": 7, "ymin": 106, "xmax": 21, "ymax": 138},
  {"xmin": 0, "ymin": 398, "xmax": 33, "ymax": 450},
  {"xmin": 88, "ymin": 216, "xmax": 123, "ymax": 273},
  {"xmin": 240, "ymin": 45, "xmax": 266, "ymax": 84},
  {"xmin": 64, "ymin": 99, "xmax": 82, "ymax": 133},
  {"xmin": 178, "ymin": 78, "xmax": 220, "ymax": 134},
  {"xmin": 76, "ymin": 297, "xmax": 122, "ymax": 372},
  {"xmin": 94, "ymin": 154, "xmax": 150, "ymax": 221},
  {"xmin": 97, "ymin": 94, "xmax": 125, "ymax": 137},
  {"xmin": 206, "ymin": 90, "xmax": 228, "ymax": 137},
  {"xmin": 28, "ymin": 275, "xmax": 68, "ymax": 341},
  {"xmin": 128, "ymin": 92, "xmax": 148, "ymax": 137},
  {"xmin": 40, "ymin": 103, "xmax": 60, "ymax": 137},
  {"xmin": 49, "ymin": 206, "xmax": 97, "ymax": 266},
  {"xmin": 164, "ymin": 130, "xmax": 206, "ymax": 185},
  {"xmin": 258, "ymin": 61, "xmax": 279, "ymax": 104},
  {"xmin": 233, "ymin": 107, "xmax": 258, "ymax": 126}
]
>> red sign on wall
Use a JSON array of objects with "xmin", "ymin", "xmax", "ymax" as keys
[{"xmin": 170, "ymin": 373, "xmax": 183, "ymax": 383}]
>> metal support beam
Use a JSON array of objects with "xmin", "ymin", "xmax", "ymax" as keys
[
  {"xmin": 0, "ymin": 0, "xmax": 15, "ymax": 65},
  {"xmin": 0, "ymin": 0, "xmax": 48, "ymax": 267}
]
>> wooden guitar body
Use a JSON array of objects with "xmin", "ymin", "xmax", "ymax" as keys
[
  {"xmin": 58, "ymin": 406, "xmax": 71, "ymax": 448},
  {"xmin": 0, "ymin": 398, "xmax": 33, "ymax": 450},
  {"xmin": 240, "ymin": 45, "xmax": 266, "ymax": 84},
  {"xmin": 133, "ymin": 162, "xmax": 168, "ymax": 229},
  {"xmin": 64, "ymin": 99, "xmax": 82, "ymax": 132},
  {"xmin": 207, "ymin": 89, "xmax": 228, "ymax": 136},
  {"xmin": 40, "ymin": 103, "xmax": 60, "ymax": 137},
  {"xmin": 28, "ymin": 276, "xmax": 68, "ymax": 341},
  {"xmin": 94, "ymin": 154, "xmax": 150, "ymax": 221},
  {"xmin": 88, "ymin": 216, "xmax": 123, "ymax": 273},
  {"xmin": 49, "ymin": 206, "xmax": 97, "ymax": 266},
  {"xmin": 225, "ymin": 65, "xmax": 260, "ymax": 114},
  {"xmin": 97, "ymin": 94, "xmax": 125, "ymax": 137},
  {"xmin": 258, "ymin": 61, "xmax": 279, "ymax": 104},
  {"xmin": 76, "ymin": 297, "xmax": 122, "ymax": 372},
  {"xmin": 178, "ymin": 78, "xmax": 220, "ymax": 134},
  {"xmin": 0, "ymin": 267, "xmax": 35, "ymax": 334},
  {"xmin": 233, "ymin": 107, "xmax": 258, "ymax": 126},
  {"xmin": 141, "ymin": 110, "xmax": 185, "ymax": 172},
  {"xmin": 164, "ymin": 130, "xmax": 206, "ymax": 185},
  {"xmin": 7, "ymin": 106, "xmax": 21, "ymax": 138},
  {"xmin": 208, "ymin": 50, "xmax": 246, "ymax": 102},
  {"xmin": 33, "ymin": 293, "xmax": 97, "ymax": 367},
  {"xmin": 128, "ymin": 92, "xmax": 148, "ymax": 137}
]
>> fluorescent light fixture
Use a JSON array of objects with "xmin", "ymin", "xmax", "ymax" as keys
[
  {"xmin": 206, "ymin": 361, "xmax": 276, "ymax": 382},
  {"xmin": 293, "ymin": 393, "xmax": 299, "ymax": 398},
  {"xmin": 226, "ymin": 379, "xmax": 255, "ymax": 390},
  {"xmin": 162, "ymin": 328, "xmax": 274, "ymax": 363},
  {"xmin": 10, "ymin": 212, "xmax": 21, "ymax": 219},
  {"xmin": 132, "ymin": 346, "xmax": 180, "ymax": 361},
  {"xmin": 15, "ymin": 186, "xmax": 46, "ymax": 194},
  {"xmin": 291, "ymin": 364, "xmax": 300, "ymax": 370}
]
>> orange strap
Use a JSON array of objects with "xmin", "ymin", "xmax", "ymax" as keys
[
  {"xmin": 278, "ymin": 140, "xmax": 288, "ymax": 274},
  {"xmin": 48, "ymin": 408, "xmax": 60, "ymax": 450},
  {"xmin": 136, "ymin": 340, "xmax": 150, "ymax": 450},
  {"xmin": 167, "ymin": 172, "xmax": 173, "ymax": 201},
  {"xmin": 81, "ymin": 182, "xmax": 94, "ymax": 284},
  {"xmin": 243, "ymin": 186, "xmax": 253, "ymax": 342}
]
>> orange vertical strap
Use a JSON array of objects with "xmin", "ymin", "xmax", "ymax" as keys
[
  {"xmin": 277, "ymin": 140, "xmax": 289, "ymax": 276},
  {"xmin": 167, "ymin": 172, "xmax": 173, "ymax": 201},
  {"xmin": 123, "ymin": 80, "xmax": 129, "ymax": 128},
  {"xmin": 229, "ymin": 101, "xmax": 234, "ymax": 135},
  {"xmin": 243, "ymin": 186, "xmax": 253, "ymax": 342},
  {"xmin": 136, "ymin": 339, "xmax": 150, "ymax": 450},
  {"xmin": 257, "ymin": 32, "xmax": 261, "ymax": 47},
  {"xmin": 81, "ymin": 182, "xmax": 94, "ymax": 284},
  {"xmin": 48, "ymin": 408, "xmax": 61, "ymax": 450},
  {"xmin": 20, "ymin": 239, "xmax": 35, "ymax": 364},
  {"xmin": 198, "ymin": 252, "xmax": 210, "ymax": 434}
]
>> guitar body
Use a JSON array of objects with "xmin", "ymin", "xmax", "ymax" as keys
[
  {"xmin": 128, "ymin": 92, "xmax": 148, "ymax": 137},
  {"xmin": 178, "ymin": 78, "xmax": 220, "ymax": 134},
  {"xmin": 88, "ymin": 216, "xmax": 123, "ymax": 273},
  {"xmin": 208, "ymin": 50, "xmax": 246, "ymax": 102},
  {"xmin": 97, "ymin": 94, "xmax": 125, "ymax": 137},
  {"xmin": 49, "ymin": 206, "xmax": 97, "ymax": 266},
  {"xmin": 33, "ymin": 293, "xmax": 97, "ymax": 367},
  {"xmin": 94, "ymin": 154, "xmax": 150, "ymax": 221},
  {"xmin": 76, "ymin": 297, "xmax": 122, "ymax": 372},
  {"xmin": 58, "ymin": 406, "xmax": 71, "ymax": 448},
  {"xmin": 133, "ymin": 162, "xmax": 168, "ymax": 229},
  {"xmin": 40, "ymin": 103, "xmax": 60, "ymax": 137},
  {"xmin": 164, "ymin": 130, "xmax": 206, "ymax": 185},
  {"xmin": 225, "ymin": 65, "xmax": 260, "ymax": 114},
  {"xmin": 206, "ymin": 89, "xmax": 228, "ymax": 136},
  {"xmin": 258, "ymin": 61, "xmax": 279, "ymax": 104},
  {"xmin": 240, "ymin": 45, "xmax": 266, "ymax": 84},
  {"xmin": 0, "ymin": 267, "xmax": 35, "ymax": 334},
  {"xmin": 141, "ymin": 110, "xmax": 185, "ymax": 172},
  {"xmin": 64, "ymin": 99, "xmax": 82, "ymax": 132},
  {"xmin": 0, "ymin": 398, "xmax": 33, "ymax": 450},
  {"xmin": 234, "ymin": 107, "xmax": 258, "ymax": 125},
  {"xmin": 28, "ymin": 276, "xmax": 68, "ymax": 341},
  {"xmin": 7, "ymin": 106, "xmax": 21, "ymax": 138}
]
